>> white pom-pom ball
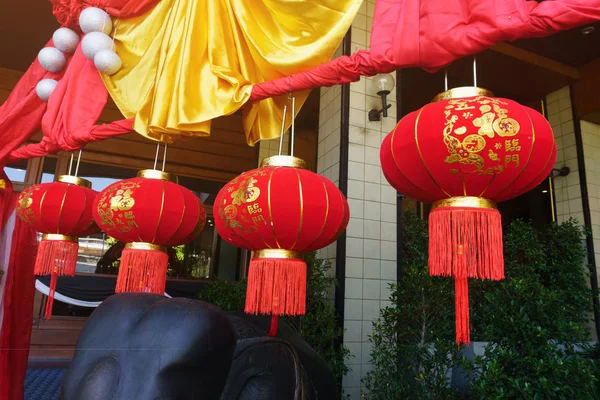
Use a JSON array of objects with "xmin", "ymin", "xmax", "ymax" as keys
[
  {"xmin": 79, "ymin": 7, "xmax": 113, "ymax": 35},
  {"xmin": 37, "ymin": 47, "xmax": 66, "ymax": 73},
  {"xmin": 36, "ymin": 79, "xmax": 58, "ymax": 102},
  {"xmin": 52, "ymin": 28, "xmax": 80, "ymax": 54},
  {"xmin": 94, "ymin": 50, "xmax": 122, "ymax": 75},
  {"xmin": 81, "ymin": 32, "xmax": 114, "ymax": 61}
]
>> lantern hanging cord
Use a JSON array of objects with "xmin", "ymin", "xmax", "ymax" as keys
[
  {"xmin": 162, "ymin": 144, "xmax": 168, "ymax": 172},
  {"xmin": 444, "ymin": 69, "xmax": 448, "ymax": 91},
  {"xmin": 473, "ymin": 56, "xmax": 477, "ymax": 87},
  {"xmin": 153, "ymin": 143, "xmax": 160, "ymax": 170},
  {"xmin": 74, "ymin": 150, "xmax": 82, "ymax": 177},
  {"xmin": 290, "ymin": 94, "xmax": 296, "ymax": 157},
  {"xmin": 68, "ymin": 152, "xmax": 74, "ymax": 176},
  {"xmin": 278, "ymin": 104, "xmax": 288, "ymax": 156}
]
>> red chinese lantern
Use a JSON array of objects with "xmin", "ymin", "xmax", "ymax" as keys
[
  {"xmin": 380, "ymin": 87, "xmax": 556, "ymax": 344},
  {"xmin": 214, "ymin": 155, "xmax": 349, "ymax": 334},
  {"xmin": 16, "ymin": 175, "xmax": 100, "ymax": 319},
  {"xmin": 93, "ymin": 170, "xmax": 206, "ymax": 294}
]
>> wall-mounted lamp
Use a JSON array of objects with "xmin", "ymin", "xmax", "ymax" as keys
[
  {"xmin": 552, "ymin": 167, "xmax": 570, "ymax": 177},
  {"xmin": 368, "ymin": 73, "xmax": 395, "ymax": 121}
]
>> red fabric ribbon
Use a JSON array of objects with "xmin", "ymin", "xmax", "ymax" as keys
[{"xmin": 250, "ymin": 0, "xmax": 600, "ymax": 102}]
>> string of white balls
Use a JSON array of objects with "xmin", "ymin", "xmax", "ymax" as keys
[{"xmin": 36, "ymin": 7, "xmax": 122, "ymax": 102}]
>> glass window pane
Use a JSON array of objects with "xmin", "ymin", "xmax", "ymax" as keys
[
  {"xmin": 41, "ymin": 157, "xmax": 57, "ymax": 183},
  {"xmin": 178, "ymin": 176, "xmax": 223, "ymax": 206},
  {"xmin": 172, "ymin": 217, "xmax": 215, "ymax": 280},
  {"xmin": 76, "ymin": 162, "xmax": 139, "ymax": 192},
  {"xmin": 4, "ymin": 160, "xmax": 28, "ymax": 182}
]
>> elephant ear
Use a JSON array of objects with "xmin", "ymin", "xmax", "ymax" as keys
[{"xmin": 61, "ymin": 294, "xmax": 236, "ymax": 400}]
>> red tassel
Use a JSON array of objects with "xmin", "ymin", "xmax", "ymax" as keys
[
  {"xmin": 429, "ymin": 206, "xmax": 504, "ymax": 281},
  {"xmin": 268, "ymin": 315, "xmax": 279, "ymax": 337},
  {"xmin": 116, "ymin": 246, "xmax": 169, "ymax": 294},
  {"xmin": 34, "ymin": 238, "xmax": 79, "ymax": 320},
  {"xmin": 34, "ymin": 239, "xmax": 78, "ymax": 276},
  {"xmin": 245, "ymin": 257, "xmax": 306, "ymax": 316},
  {"xmin": 455, "ymin": 277, "xmax": 470, "ymax": 345}
]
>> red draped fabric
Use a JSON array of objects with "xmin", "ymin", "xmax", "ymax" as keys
[
  {"xmin": 8, "ymin": 44, "xmax": 133, "ymax": 162},
  {"xmin": 249, "ymin": 0, "xmax": 600, "ymax": 101},
  {"xmin": 0, "ymin": 41, "xmax": 64, "ymax": 169},
  {"xmin": 51, "ymin": 0, "xmax": 161, "ymax": 29},
  {"xmin": 0, "ymin": 192, "xmax": 38, "ymax": 400},
  {"xmin": 1, "ymin": 0, "xmax": 156, "ymax": 167}
]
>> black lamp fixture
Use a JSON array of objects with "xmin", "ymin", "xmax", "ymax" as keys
[
  {"xmin": 552, "ymin": 167, "xmax": 570, "ymax": 177},
  {"xmin": 368, "ymin": 73, "xmax": 395, "ymax": 121}
]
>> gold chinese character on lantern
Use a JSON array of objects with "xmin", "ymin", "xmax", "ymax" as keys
[
  {"xmin": 505, "ymin": 154, "xmax": 520, "ymax": 167},
  {"xmin": 505, "ymin": 139, "xmax": 521, "ymax": 152},
  {"xmin": 247, "ymin": 203, "xmax": 262, "ymax": 214}
]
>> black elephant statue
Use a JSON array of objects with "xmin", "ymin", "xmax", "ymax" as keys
[{"xmin": 60, "ymin": 293, "xmax": 340, "ymax": 399}]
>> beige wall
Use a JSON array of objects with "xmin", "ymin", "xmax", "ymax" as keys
[
  {"xmin": 311, "ymin": 2, "xmax": 400, "ymax": 398},
  {"xmin": 546, "ymin": 86, "xmax": 584, "ymax": 224},
  {"xmin": 548, "ymin": 86, "xmax": 599, "ymax": 339},
  {"xmin": 580, "ymin": 120, "xmax": 600, "ymax": 281}
]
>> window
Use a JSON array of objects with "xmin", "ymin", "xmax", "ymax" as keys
[
  {"xmin": 41, "ymin": 157, "xmax": 57, "ymax": 183},
  {"xmin": 70, "ymin": 161, "xmax": 231, "ymax": 281},
  {"xmin": 18, "ymin": 157, "xmax": 247, "ymax": 318},
  {"xmin": 77, "ymin": 161, "xmax": 139, "ymax": 192},
  {"xmin": 4, "ymin": 159, "xmax": 28, "ymax": 182},
  {"xmin": 498, "ymin": 177, "xmax": 554, "ymax": 229}
]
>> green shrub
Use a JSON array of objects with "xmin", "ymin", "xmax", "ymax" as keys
[
  {"xmin": 196, "ymin": 252, "xmax": 350, "ymax": 385},
  {"xmin": 196, "ymin": 278, "xmax": 247, "ymax": 312},
  {"xmin": 364, "ymin": 214, "xmax": 598, "ymax": 399},
  {"xmin": 362, "ymin": 213, "xmax": 458, "ymax": 399},
  {"xmin": 467, "ymin": 219, "xmax": 597, "ymax": 399}
]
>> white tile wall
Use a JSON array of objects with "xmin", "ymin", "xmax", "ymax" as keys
[
  {"xmin": 546, "ymin": 87, "xmax": 584, "ymax": 224},
  {"xmin": 547, "ymin": 87, "xmax": 600, "ymax": 339},
  {"xmin": 580, "ymin": 120, "xmax": 600, "ymax": 285},
  {"xmin": 342, "ymin": 3, "xmax": 398, "ymax": 396}
]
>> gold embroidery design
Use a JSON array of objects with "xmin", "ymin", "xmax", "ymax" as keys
[
  {"xmin": 96, "ymin": 181, "xmax": 140, "ymax": 233},
  {"xmin": 443, "ymin": 96, "xmax": 522, "ymax": 175}
]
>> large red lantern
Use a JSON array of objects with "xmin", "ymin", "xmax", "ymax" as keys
[
  {"xmin": 214, "ymin": 155, "xmax": 349, "ymax": 334},
  {"xmin": 381, "ymin": 87, "xmax": 556, "ymax": 344},
  {"xmin": 93, "ymin": 170, "xmax": 206, "ymax": 294},
  {"xmin": 16, "ymin": 175, "xmax": 99, "ymax": 319}
]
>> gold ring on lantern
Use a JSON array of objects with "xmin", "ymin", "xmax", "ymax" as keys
[
  {"xmin": 57, "ymin": 175, "xmax": 92, "ymax": 189},
  {"xmin": 432, "ymin": 196, "xmax": 497, "ymax": 210},
  {"xmin": 125, "ymin": 242, "xmax": 168, "ymax": 253},
  {"xmin": 432, "ymin": 87, "xmax": 495, "ymax": 102},
  {"xmin": 260, "ymin": 155, "xmax": 307, "ymax": 169},
  {"xmin": 42, "ymin": 233, "xmax": 78, "ymax": 242},
  {"xmin": 137, "ymin": 169, "xmax": 179, "ymax": 184},
  {"xmin": 254, "ymin": 249, "xmax": 302, "ymax": 260}
]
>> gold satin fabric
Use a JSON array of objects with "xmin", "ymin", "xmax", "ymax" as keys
[{"xmin": 102, "ymin": 0, "xmax": 362, "ymax": 145}]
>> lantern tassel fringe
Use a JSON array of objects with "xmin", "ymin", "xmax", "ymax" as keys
[
  {"xmin": 116, "ymin": 248, "xmax": 169, "ymax": 294},
  {"xmin": 455, "ymin": 277, "xmax": 470, "ymax": 345},
  {"xmin": 34, "ymin": 239, "xmax": 79, "ymax": 320},
  {"xmin": 245, "ymin": 258, "xmax": 307, "ymax": 317},
  {"xmin": 429, "ymin": 206, "xmax": 504, "ymax": 281}
]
